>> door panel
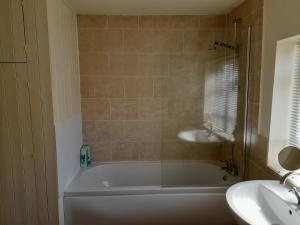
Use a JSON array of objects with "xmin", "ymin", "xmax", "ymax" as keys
[
  {"xmin": 0, "ymin": 0, "xmax": 27, "ymax": 62},
  {"xmin": 0, "ymin": 63, "xmax": 37, "ymax": 225}
]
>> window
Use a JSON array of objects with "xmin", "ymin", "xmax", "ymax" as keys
[
  {"xmin": 268, "ymin": 35, "xmax": 300, "ymax": 173},
  {"xmin": 289, "ymin": 42, "xmax": 300, "ymax": 148},
  {"xmin": 204, "ymin": 54, "xmax": 239, "ymax": 142}
]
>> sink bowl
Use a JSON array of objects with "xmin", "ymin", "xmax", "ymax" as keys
[
  {"xmin": 226, "ymin": 180, "xmax": 300, "ymax": 225},
  {"xmin": 177, "ymin": 129, "xmax": 222, "ymax": 143}
]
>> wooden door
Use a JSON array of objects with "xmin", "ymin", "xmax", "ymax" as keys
[
  {"xmin": 0, "ymin": 64, "xmax": 38, "ymax": 225},
  {"xmin": 0, "ymin": 0, "xmax": 27, "ymax": 62},
  {"xmin": 0, "ymin": 0, "xmax": 59, "ymax": 224}
]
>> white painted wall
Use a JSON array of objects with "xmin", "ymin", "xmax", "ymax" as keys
[
  {"xmin": 55, "ymin": 116, "xmax": 82, "ymax": 225},
  {"xmin": 47, "ymin": 0, "xmax": 81, "ymax": 122},
  {"xmin": 46, "ymin": 0, "xmax": 82, "ymax": 224},
  {"xmin": 259, "ymin": 0, "xmax": 300, "ymax": 137},
  {"xmin": 268, "ymin": 37, "xmax": 298, "ymax": 171}
]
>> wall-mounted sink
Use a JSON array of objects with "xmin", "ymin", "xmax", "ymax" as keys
[
  {"xmin": 177, "ymin": 129, "xmax": 222, "ymax": 143},
  {"xmin": 226, "ymin": 180, "xmax": 300, "ymax": 225}
]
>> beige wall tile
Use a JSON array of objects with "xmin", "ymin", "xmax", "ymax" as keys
[
  {"xmin": 111, "ymin": 142, "xmax": 139, "ymax": 161},
  {"xmin": 184, "ymin": 31, "xmax": 214, "ymax": 53},
  {"xmin": 168, "ymin": 98, "xmax": 203, "ymax": 120},
  {"xmin": 169, "ymin": 15, "xmax": 199, "ymax": 29},
  {"xmin": 169, "ymin": 54, "xmax": 200, "ymax": 76},
  {"xmin": 80, "ymin": 52, "xmax": 108, "ymax": 75},
  {"xmin": 78, "ymin": 15, "xmax": 108, "ymax": 29},
  {"xmin": 246, "ymin": 160, "xmax": 277, "ymax": 180},
  {"xmin": 123, "ymin": 30, "xmax": 142, "ymax": 53},
  {"xmin": 163, "ymin": 141, "xmax": 188, "ymax": 160},
  {"xmin": 124, "ymin": 78, "xmax": 153, "ymax": 97},
  {"xmin": 154, "ymin": 77, "xmax": 204, "ymax": 98},
  {"xmin": 123, "ymin": 54, "xmax": 140, "ymax": 75},
  {"xmin": 162, "ymin": 141, "xmax": 221, "ymax": 160},
  {"xmin": 82, "ymin": 121, "xmax": 96, "ymax": 142},
  {"xmin": 139, "ymin": 142, "xmax": 161, "ymax": 161},
  {"xmin": 138, "ymin": 16, "xmax": 154, "ymax": 29},
  {"xmin": 153, "ymin": 78, "xmax": 165, "ymax": 98},
  {"xmin": 165, "ymin": 77, "xmax": 185, "ymax": 97},
  {"xmin": 249, "ymin": 134, "xmax": 268, "ymax": 166},
  {"xmin": 160, "ymin": 31, "xmax": 184, "ymax": 53},
  {"xmin": 251, "ymin": 42, "xmax": 262, "ymax": 79},
  {"xmin": 132, "ymin": 31, "xmax": 161, "ymax": 53},
  {"xmin": 90, "ymin": 142, "xmax": 112, "ymax": 162},
  {"xmin": 94, "ymin": 121, "xmax": 123, "ymax": 141},
  {"xmin": 80, "ymin": 76, "xmax": 94, "ymax": 98},
  {"xmin": 123, "ymin": 121, "xmax": 161, "ymax": 141},
  {"xmin": 139, "ymin": 98, "xmax": 167, "ymax": 120},
  {"xmin": 108, "ymin": 16, "xmax": 138, "ymax": 29},
  {"xmin": 139, "ymin": 16, "xmax": 171, "ymax": 29},
  {"xmin": 138, "ymin": 54, "xmax": 168, "ymax": 76},
  {"xmin": 92, "ymin": 30, "xmax": 123, "ymax": 52},
  {"xmin": 108, "ymin": 54, "xmax": 139, "ymax": 76},
  {"xmin": 108, "ymin": 53, "xmax": 169, "ymax": 76},
  {"xmin": 124, "ymin": 30, "xmax": 183, "ymax": 53},
  {"xmin": 184, "ymin": 76, "xmax": 204, "ymax": 98},
  {"xmin": 186, "ymin": 142, "xmax": 222, "ymax": 160},
  {"xmin": 111, "ymin": 99, "xmax": 139, "ymax": 120},
  {"xmin": 94, "ymin": 77, "xmax": 124, "ymax": 98},
  {"xmin": 81, "ymin": 99, "xmax": 110, "ymax": 120},
  {"xmin": 199, "ymin": 15, "xmax": 227, "ymax": 29},
  {"xmin": 78, "ymin": 30, "xmax": 93, "ymax": 51}
]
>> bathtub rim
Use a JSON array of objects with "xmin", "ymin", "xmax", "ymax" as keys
[
  {"xmin": 64, "ymin": 185, "xmax": 231, "ymax": 197},
  {"xmin": 64, "ymin": 160, "xmax": 241, "ymax": 197}
]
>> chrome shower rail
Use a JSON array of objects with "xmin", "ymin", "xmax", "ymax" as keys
[{"xmin": 242, "ymin": 25, "xmax": 253, "ymax": 179}]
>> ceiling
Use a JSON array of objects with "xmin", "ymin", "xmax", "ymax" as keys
[{"xmin": 67, "ymin": 0, "xmax": 245, "ymax": 15}]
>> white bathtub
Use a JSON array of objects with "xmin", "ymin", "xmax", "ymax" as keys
[{"xmin": 64, "ymin": 161, "xmax": 238, "ymax": 225}]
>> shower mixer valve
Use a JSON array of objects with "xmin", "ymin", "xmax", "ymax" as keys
[{"xmin": 221, "ymin": 159, "xmax": 238, "ymax": 176}]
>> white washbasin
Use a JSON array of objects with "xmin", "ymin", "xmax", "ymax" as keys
[
  {"xmin": 226, "ymin": 180, "xmax": 300, "ymax": 225},
  {"xmin": 177, "ymin": 129, "xmax": 222, "ymax": 143}
]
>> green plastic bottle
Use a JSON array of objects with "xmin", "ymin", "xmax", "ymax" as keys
[
  {"xmin": 80, "ymin": 145, "xmax": 88, "ymax": 168},
  {"xmin": 85, "ymin": 145, "xmax": 91, "ymax": 166}
]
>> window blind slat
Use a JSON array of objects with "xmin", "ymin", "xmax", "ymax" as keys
[
  {"xmin": 289, "ymin": 42, "xmax": 300, "ymax": 148},
  {"xmin": 204, "ymin": 54, "xmax": 239, "ymax": 139}
]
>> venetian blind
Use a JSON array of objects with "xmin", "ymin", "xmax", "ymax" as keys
[
  {"xmin": 289, "ymin": 42, "xmax": 300, "ymax": 148},
  {"xmin": 204, "ymin": 55, "xmax": 239, "ymax": 141}
]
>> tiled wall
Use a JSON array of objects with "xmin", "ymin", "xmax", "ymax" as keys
[
  {"xmin": 228, "ymin": 0, "xmax": 277, "ymax": 179},
  {"xmin": 78, "ymin": 15, "xmax": 227, "ymax": 162}
]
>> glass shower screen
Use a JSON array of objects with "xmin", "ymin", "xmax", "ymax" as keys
[{"xmin": 160, "ymin": 22, "xmax": 241, "ymax": 187}]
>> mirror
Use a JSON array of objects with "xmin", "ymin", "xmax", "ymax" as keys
[{"xmin": 278, "ymin": 146, "xmax": 300, "ymax": 171}]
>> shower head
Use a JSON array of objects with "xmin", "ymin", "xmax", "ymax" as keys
[{"xmin": 208, "ymin": 41, "xmax": 238, "ymax": 51}]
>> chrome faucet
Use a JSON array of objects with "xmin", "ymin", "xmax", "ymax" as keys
[
  {"xmin": 290, "ymin": 187, "xmax": 300, "ymax": 205},
  {"xmin": 221, "ymin": 159, "xmax": 238, "ymax": 176},
  {"xmin": 205, "ymin": 120, "xmax": 213, "ymax": 136},
  {"xmin": 280, "ymin": 171, "xmax": 300, "ymax": 205}
]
